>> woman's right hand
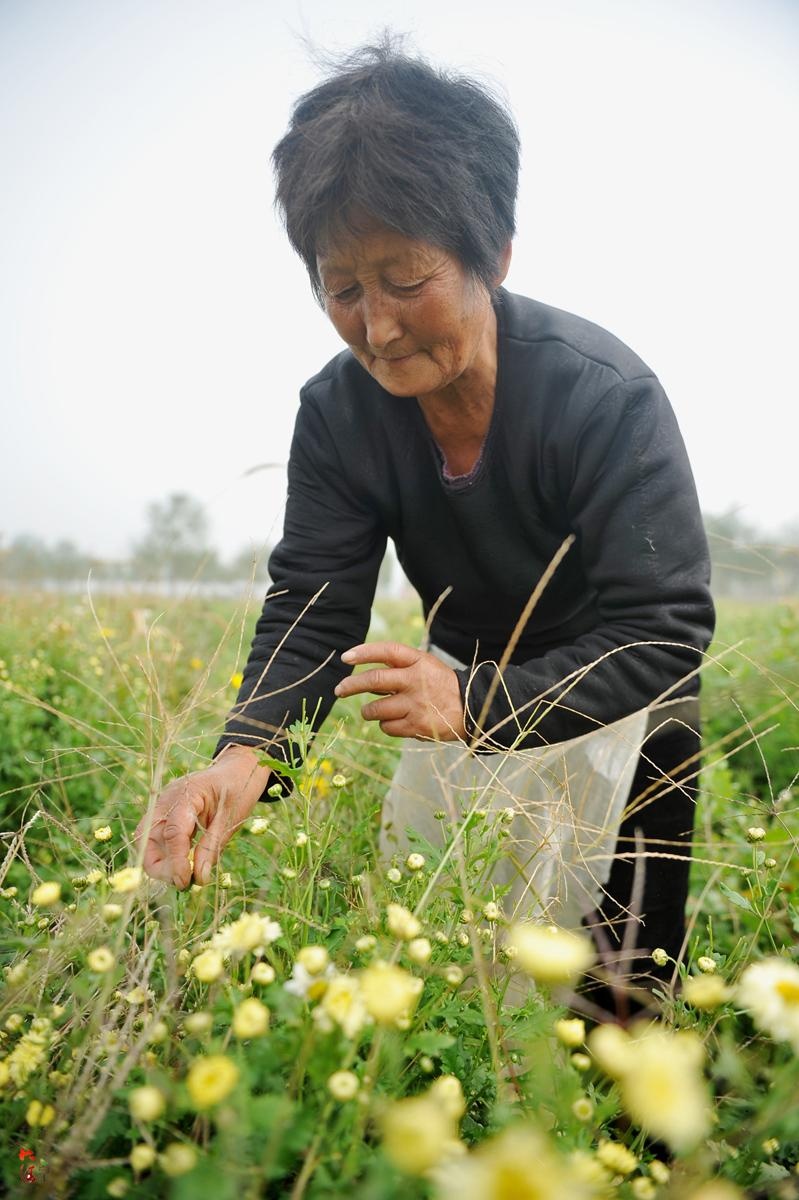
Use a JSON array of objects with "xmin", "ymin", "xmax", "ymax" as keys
[{"xmin": 135, "ymin": 746, "xmax": 272, "ymax": 889}]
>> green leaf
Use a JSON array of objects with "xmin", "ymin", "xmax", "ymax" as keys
[
  {"xmin": 171, "ymin": 1162, "xmax": 239, "ymax": 1200},
  {"xmin": 404, "ymin": 1030, "xmax": 457, "ymax": 1056},
  {"xmin": 718, "ymin": 881, "xmax": 756, "ymax": 913},
  {"xmin": 256, "ymin": 753, "xmax": 303, "ymax": 781}
]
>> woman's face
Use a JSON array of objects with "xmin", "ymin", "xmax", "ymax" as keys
[{"xmin": 317, "ymin": 226, "xmax": 503, "ymax": 399}]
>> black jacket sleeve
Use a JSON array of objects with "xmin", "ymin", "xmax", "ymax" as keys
[
  {"xmin": 454, "ymin": 375, "xmax": 715, "ymax": 751},
  {"xmin": 213, "ymin": 386, "xmax": 387, "ymax": 796}
]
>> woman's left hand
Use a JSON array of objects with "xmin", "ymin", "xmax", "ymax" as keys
[{"xmin": 334, "ymin": 642, "xmax": 466, "ymax": 741}]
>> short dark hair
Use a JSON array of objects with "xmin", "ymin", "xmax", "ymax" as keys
[{"xmin": 272, "ymin": 35, "xmax": 520, "ymax": 302}]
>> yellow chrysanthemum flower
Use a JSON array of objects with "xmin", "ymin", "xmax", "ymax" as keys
[
  {"xmin": 435, "ymin": 1125, "xmax": 590, "ymax": 1199},
  {"xmin": 94, "ymin": 825, "xmax": 112, "ymax": 842},
  {"xmin": 616, "ymin": 1025, "xmax": 711, "ymax": 1153},
  {"xmin": 192, "ymin": 948, "xmax": 225, "ymax": 983},
  {"xmin": 506, "ymin": 923, "xmax": 594, "ymax": 985},
  {"xmin": 109, "ymin": 867, "xmax": 143, "ymax": 894},
  {"xmin": 683, "ymin": 974, "xmax": 731, "ymax": 1010},
  {"xmin": 184, "ymin": 1011, "xmax": 213, "ymax": 1035},
  {"xmin": 87, "ymin": 946, "xmax": 115, "ymax": 973},
  {"xmin": 360, "ymin": 962, "xmax": 423, "ymax": 1026},
  {"xmin": 381, "ymin": 1095, "xmax": 458, "ymax": 1175},
  {"xmin": 251, "ymin": 962, "xmax": 276, "ymax": 985},
  {"xmin": 297, "ymin": 945, "xmax": 330, "ymax": 975},
  {"xmin": 232, "ymin": 997, "xmax": 270, "ymax": 1039},
  {"xmin": 596, "ymin": 1138, "xmax": 637, "ymax": 1176},
  {"xmin": 186, "ymin": 1054, "xmax": 239, "ymax": 1109},
  {"xmin": 407, "ymin": 937, "xmax": 432, "ymax": 964},
  {"xmin": 130, "ymin": 1143, "xmax": 157, "ymax": 1172},
  {"xmin": 160, "ymin": 1142, "xmax": 198, "ymax": 1176},
  {"xmin": 129, "ymin": 1085, "xmax": 166, "ymax": 1122},
  {"xmin": 554, "ymin": 1018, "xmax": 586, "ymax": 1048},
  {"xmin": 320, "ymin": 974, "xmax": 369, "ymax": 1038},
  {"xmin": 26, "ymin": 1099, "xmax": 55, "ymax": 1127},
  {"xmin": 31, "ymin": 881, "xmax": 61, "ymax": 907},
  {"xmin": 428, "ymin": 1074, "xmax": 466, "ymax": 1120},
  {"xmin": 387, "ymin": 903, "xmax": 422, "ymax": 940},
  {"xmin": 587, "ymin": 1022, "xmax": 633, "ymax": 1078},
  {"xmin": 327, "ymin": 1069, "xmax": 359, "ymax": 1101}
]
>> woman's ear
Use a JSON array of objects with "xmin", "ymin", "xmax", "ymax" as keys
[{"xmin": 494, "ymin": 242, "xmax": 512, "ymax": 288}]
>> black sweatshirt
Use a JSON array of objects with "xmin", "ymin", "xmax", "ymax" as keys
[{"xmin": 214, "ymin": 288, "xmax": 715, "ymax": 795}]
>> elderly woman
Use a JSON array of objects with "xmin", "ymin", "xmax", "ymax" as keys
[{"xmin": 137, "ymin": 42, "xmax": 714, "ymax": 1012}]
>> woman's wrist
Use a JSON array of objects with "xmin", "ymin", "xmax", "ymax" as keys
[{"xmin": 214, "ymin": 743, "xmax": 273, "ymax": 802}]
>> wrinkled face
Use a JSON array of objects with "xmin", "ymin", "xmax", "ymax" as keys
[{"xmin": 316, "ymin": 225, "xmax": 497, "ymax": 399}]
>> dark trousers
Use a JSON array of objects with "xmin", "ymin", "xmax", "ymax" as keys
[{"xmin": 580, "ymin": 721, "xmax": 701, "ymax": 1021}]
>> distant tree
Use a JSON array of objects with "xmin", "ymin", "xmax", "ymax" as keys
[
  {"xmin": 49, "ymin": 539, "xmax": 93, "ymax": 585},
  {"xmin": 130, "ymin": 493, "xmax": 217, "ymax": 584},
  {"xmin": 0, "ymin": 534, "xmax": 49, "ymax": 584}
]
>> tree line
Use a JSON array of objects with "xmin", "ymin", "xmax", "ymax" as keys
[{"xmin": 1, "ymin": 494, "xmax": 798, "ymax": 598}]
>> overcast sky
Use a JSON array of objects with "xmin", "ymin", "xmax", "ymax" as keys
[{"xmin": 2, "ymin": 0, "xmax": 797, "ymax": 561}]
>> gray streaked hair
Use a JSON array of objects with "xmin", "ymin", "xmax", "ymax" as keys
[{"xmin": 272, "ymin": 33, "xmax": 520, "ymax": 303}]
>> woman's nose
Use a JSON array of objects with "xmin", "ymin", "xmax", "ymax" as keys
[{"xmin": 361, "ymin": 292, "xmax": 403, "ymax": 352}]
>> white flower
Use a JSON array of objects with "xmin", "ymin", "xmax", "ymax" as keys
[
  {"xmin": 284, "ymin": 961, "xmax": 337, "ymax": 1001},
  {"xmin": 483, "ymin": 902, "xmax": 501, "ymax": 922},
  {"xmin": 737, "ymin": 958, "xmax": 799, "ymax": 1052},
  {"xmin": 211, "ymin": 912, "xmax": 282, "ymax": 958},
  {"xmin": 406, "ymin": 853, "xmax": 425, "ymax": 871},
  {"xmin": 250, "ymin": 817, "xmax": 270, "ymax": 835},
  {"xmin": 386, "ymin": 867, "xmax": 402, "ymax": 884},
  {"xmin": 697, "ymin": 956, "xmax": 717, "ymax": 973},
  {"xmin": 94, "ymin": 825, "xmax": 113, "ymax": 842},
  {"xmin": 651, "ymin": 947, "xmax": 669, "ymax": 967},
  {"xmin": 746, "ymin": 826, "xmax": 766, "ymax": 843}
]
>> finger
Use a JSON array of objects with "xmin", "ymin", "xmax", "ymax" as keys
[
  {"xmin": 193, "ymin": 808, "xmax": 233, "ymax": 886},
  {"xmin": 340, "ymin": 641, "xmax": 421, "ymax": 668},
  {"xmin": 161, "ymin": 795, "xmax": 202, "ymax": 889},
  {"xmin": 141, "ymin": 830, "xmax": 174, "ymax": 882},
  {"xmin": 379, "ymin": 718, "xmax": 412, "ymax": 737},
  {"xmin": 361, "ymin": 696, "xmax": 410, "ymax": 723},
  {"xmin": 334, "ymin": 666, "xmax": 408, "ymax": 699}
]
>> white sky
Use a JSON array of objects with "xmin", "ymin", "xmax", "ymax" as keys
[{"xmin": 1, "ymin": 0, "xmax": 797, "ymax": 560}]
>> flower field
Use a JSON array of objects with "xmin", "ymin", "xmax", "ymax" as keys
[{"xmin": 0, "ymin": 590, "xmax": 798, "ymax": 1199}]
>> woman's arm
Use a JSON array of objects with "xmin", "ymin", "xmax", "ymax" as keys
[
  {"xmin": 213, "ymin": 383, "xmax": 387, "ymax": 793},
  {"xmin": 455, "ymin": 374, "xmax": 715, "ymax": 751}
]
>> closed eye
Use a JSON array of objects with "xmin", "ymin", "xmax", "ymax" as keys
[
  {"xmin": 327, "ymin": 285, "xmax": 359, "ymax": 303},
  {"xmin": 386, "ymin": 279, "xmax": 425, "ymax": 295}
]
